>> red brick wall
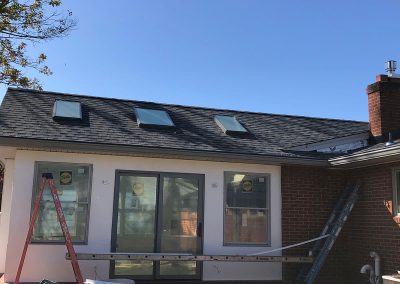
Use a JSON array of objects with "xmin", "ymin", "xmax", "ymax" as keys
[
  {"xmin": 344, "ymin": 162, "xmax": 400, "ymax": 282},
  {"xmin": 367, "ymin": 75, "xmax": 400, "ymax": 137},
  {"xmin": 281, "ymin": 163, "xmax": 400, "ymax": 283},
  {"xmin": 281, "ymin": 165, "xmax": 349, "ymax": 283},
  {"xmin": 368, "ymin": 88, "xmax": 382, "ymax": 136}
]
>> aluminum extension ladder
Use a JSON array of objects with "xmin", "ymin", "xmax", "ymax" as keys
[
  {"xmin": 296, "ymin": 183, "xmax": 360, "ymax": 284},
  {"xmin": 15, "ymin": 173, "xmax": 84, "ymax": 284}
]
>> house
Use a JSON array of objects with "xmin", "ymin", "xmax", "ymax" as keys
[{"xmin": 0, "ymin": 72, "xmax": 399, "ymax": 284}]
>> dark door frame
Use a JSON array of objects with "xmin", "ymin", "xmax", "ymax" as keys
[{"xmin": 110, "ymin": 170, "xmax": 205, "ymax": 280}]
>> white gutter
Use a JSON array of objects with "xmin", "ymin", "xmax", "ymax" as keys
[{"xmin": 329, "ymin": 142, "xmax": 400, "ymax": 168}]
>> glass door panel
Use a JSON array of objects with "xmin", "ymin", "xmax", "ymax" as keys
[
  {"xmin": 159, "ymin": 176, "xmax": 201, "ymax": 276},
  {"xmin": 114, "ymin": 174, "xmax": 158, "ymax": 276},
  {"xmin": 112, "ymin": 172, "xmax": 203, "ymax": 280}
]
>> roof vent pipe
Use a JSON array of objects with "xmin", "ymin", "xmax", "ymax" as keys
[
  {"xmin": 385, "ymin": 132, "xmax": 394, "ymax": 146},
  {"xmin": 385, "ymin": 60, "xmax": 399, "ymax": 77}
]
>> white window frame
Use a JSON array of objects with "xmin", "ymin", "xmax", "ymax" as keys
[
  {"xmin": 393, "ymin": 168, "xmax": 400, "ymax": 216},
  {"xmin": 223, "ymin": 171, "xmax": 271, "ymax": 246}
]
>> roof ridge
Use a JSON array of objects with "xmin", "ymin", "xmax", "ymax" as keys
[{"xmin": 7, "ymin": 87, "xmax": 369, "ymax": 124}]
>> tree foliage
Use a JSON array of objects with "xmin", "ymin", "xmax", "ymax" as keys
[{"xmin": 0, "ymin": 0, "xmax": 76, "ymax": 89}]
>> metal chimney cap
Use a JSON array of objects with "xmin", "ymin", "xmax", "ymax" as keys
[{"xmin": 385, "ymin": 60, "xmax": 397, "ymax": 73}]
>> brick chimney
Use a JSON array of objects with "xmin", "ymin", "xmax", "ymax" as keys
[{"xmin": 367, "ymin": 74, "xmax": 400, "ymax": 138}]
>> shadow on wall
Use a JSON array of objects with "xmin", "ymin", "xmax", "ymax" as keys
[
  {"xmin": 280, "ymin": 165, "xmax": 348, "ymax": 284},
  {"xmin": 281, "ymin": 164, "xmax": 400, "ymax": 284},
  {"xmin": 344, "ymin": 165, "xmax": 400, "ymax": 284}
]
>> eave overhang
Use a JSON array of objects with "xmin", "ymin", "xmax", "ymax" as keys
[
  {"xmin": 0, "ymin": 136, "xmax": 329, "ymax": 167},
  {"xmin": 329, "ymin": 143, "xmax": 400, "ymax": 169}
]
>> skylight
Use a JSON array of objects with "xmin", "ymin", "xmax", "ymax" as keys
[
  {"xmin": 134, "ymin": 108, "xmax": 175, "ymax": 127},
  {"xmin": 53, "ymin": 100, "xmax": 82, "ymax": 119},
  {"xmin": 215, "ymin": 115, "xmax": 248, "ymax": 134}
]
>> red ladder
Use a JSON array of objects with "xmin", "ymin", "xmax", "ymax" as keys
[{"xmin": 15, "ymin": 173, "xmax": 84, "ymax": 284}]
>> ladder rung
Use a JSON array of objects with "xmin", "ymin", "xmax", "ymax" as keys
[{"xmin": 296, "ymin": 183, "xmax": 360, "ymax": 284}]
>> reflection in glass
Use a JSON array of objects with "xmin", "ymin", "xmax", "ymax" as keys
[
  {"xmin": 53, "ymin": 100, "xmax": 82, "ymax": 119},
  {"xmin": 225, "ymin": 173, "xmax": 267, "ymax": 208},
  {"xmin": 160, "ymin": 177, "xmax": 199, "ymax": 276},
  {"xmin": 160, "ymin": 261, "xmax": 197, "ymax": 276},
  {"xmin": 32, "ymin": 163, "xmax": 91, "ymax": 242},
  {"xmin": 214, "ymin": 115, "xmax": 247, "ymax": 133},
  {"xmin": 224, "ymin": 172, "xmax": 269, "ymax": 245},
  {"xmin": 114, "ymin": 175, "xmax": 157, "ymax": 275},
  {"xmin": 224, "ymin": 208, "xmax": 267, "ymax": 243},
  {"xmin": 115, "ymin": 261, "xmax": 153, "ymax": 276},
  {"xmin": 135, "ymin": 108, "xmax": 175, "ymax": 127},
  {"xmin": 113, "ymin": 173, "xmax": 202, "ymax": 278}
]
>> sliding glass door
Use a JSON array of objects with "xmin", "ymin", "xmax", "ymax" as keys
[
  {"xmin": 112, "ymin": 173, "xmax": 157, "ymax": 276},
  {"xmin": 111, "ymin": 171, "xmax": 204, "ymax": 280}
]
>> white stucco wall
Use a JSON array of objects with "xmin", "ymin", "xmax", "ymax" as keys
[
  {"xmin": 0, "ymin": 158, "xmax": 15, "ymax": 273},
  {"xmin": 2, "ymin": 150, "xmax": 282, "ymax": 282}
]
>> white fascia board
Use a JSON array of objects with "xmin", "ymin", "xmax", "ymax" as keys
[{"xmin": 329, "ymin": 143, "xmax": 400, "ymax": 168}]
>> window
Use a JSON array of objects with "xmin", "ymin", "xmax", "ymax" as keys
[
  {"xmin": 32, "ymin": 162, "xmax": 92, "ymax": 243},
  {"xmin": 53, "ymin": 100, "xmax": 82, "ymax": 119},
  {"xmin": 214, "ymin": 115, "xmax": 248, "ymax": 134},
  {"xmin": 134, "ymin": 108, "xmax": 175, "ymax": 127},
  {"xmin": 394, "ymin": 169, "xmax": 400, "ymax": 215},
  {"xmin": 224, "ymin": 172, "xmax": 270, "ymax": 246}
]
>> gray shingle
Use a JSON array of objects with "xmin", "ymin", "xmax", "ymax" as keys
[{"xmin": 0, "ymin": 88, "xmax": 370, "ymax": 160}]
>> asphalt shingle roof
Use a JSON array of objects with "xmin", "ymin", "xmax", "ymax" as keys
[{"xmin": 0, "ymin": 88, "xmax": 370, "ymax": 160}]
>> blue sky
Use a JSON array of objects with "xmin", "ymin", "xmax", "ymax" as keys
[{"xmin": 1, "ymin": 0, "xmax": 400, "ymax": 121}]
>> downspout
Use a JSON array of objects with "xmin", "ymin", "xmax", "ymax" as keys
[
  {"xmin": 360, "ymin": 264, "xmax": 375, "ymax": 284},
  {"xmin": 360, "ymin": 252, "xmax": 381, "ymax": 284},
  {"xmin": 370, "ymin": 251, "xmax": 381, "ymax": 283}
]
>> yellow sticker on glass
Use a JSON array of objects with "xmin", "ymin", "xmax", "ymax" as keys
[
  {"xmin": 242, "ymin": 180, "xmax": 253, "ymax": 192},
  {"xmin": 60, "ymin": 171, "xmax": 72, "ymax": 185},
  {"xmin": 132, "ymin": 183, "xmax": 144, "ymax": 196}
]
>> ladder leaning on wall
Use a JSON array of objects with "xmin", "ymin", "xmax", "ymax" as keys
[
  {"xmin": 295, "ymin": 183, "xmax": 360, "ymax": 284},
  {"xmin": 15, "ymin": 173, "xmax": 84, "ymax": 284}
]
